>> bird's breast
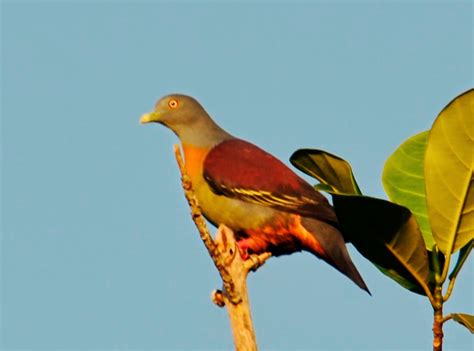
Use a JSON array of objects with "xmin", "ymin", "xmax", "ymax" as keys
[
  {"xmin": 181, "ymin": 143, "xmax": 275, "ymax": 231},
  {"xmin": 182, "ymin": 144, "xmax": 209, "ymax": 180}
]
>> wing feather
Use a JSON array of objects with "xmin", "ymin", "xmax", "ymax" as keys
[{"xmin": 203, "ymin": 139, "xmax": 338, "ymax": 224}]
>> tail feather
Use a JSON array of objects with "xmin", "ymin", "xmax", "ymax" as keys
[{"xmin": 301, "ymin": 217, "xmax": 370, "ymax": 294}]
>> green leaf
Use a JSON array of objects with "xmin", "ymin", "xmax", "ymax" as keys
[
  {"xmin": 314, "ymin": 183, "xmax": 334, "ymax": 192},
  {"xmin": 452, "ymin": 313, "xmax": 474, "ymax": 333},
  {"xmin": 331, "ymin": 194, "xmax": 431, "ymax": 295},
  {"xmin": 425, "ymin": 89, "xmax": 474, "ymax": 254},
  {"xmin": 290, "ymin": 149, "xmax": 361, "ymax": 195},
  {"xmin": 449, "ymin": 239, "xmax": 473, "ymax": 281},
  {"xmin": 382, "ymin": 131, "xmax": 434, "ymax": 249},
  {"xmin": 290, "ymin": 148, "xmax": 432, "ymax": 294}
]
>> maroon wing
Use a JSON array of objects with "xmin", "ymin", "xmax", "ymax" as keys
[{"xmin": 203, "ymin": 139, "xmax": 338, "ymax": 225}]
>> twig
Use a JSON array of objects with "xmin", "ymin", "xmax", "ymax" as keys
[
  {"xmin": 441, "ymin": 314, "xmax": 453, "ymax": 324},
  {"xmin": 443, "ymin": 276, "xmax": 456, "ymax": 302}
]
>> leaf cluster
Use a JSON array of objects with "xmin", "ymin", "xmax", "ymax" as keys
[{"xmin": 290, "ymin": 89, "xmax": 474, "ymax": 333}]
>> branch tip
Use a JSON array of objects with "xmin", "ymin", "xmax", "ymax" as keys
[{"xmin": 211, "ymin": 289, "xmax": 226, "ymax": 307}]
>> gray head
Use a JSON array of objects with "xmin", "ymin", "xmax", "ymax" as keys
[{"xmin": 140, "ymin": 94, "xmax": 232, "ymax": 147}]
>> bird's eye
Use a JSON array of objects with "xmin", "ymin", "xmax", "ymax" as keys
[{"xmin": 168, "ymin": 99, "xmax": 179, "ymax": 109}]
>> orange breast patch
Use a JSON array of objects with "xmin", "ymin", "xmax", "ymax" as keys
[{"xmin": 182, "ymin": 144, "xmax": 210, "ymax": 180}]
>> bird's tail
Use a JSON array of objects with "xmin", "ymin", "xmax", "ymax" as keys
[{"xmin": 300, "ymin": 217, "xmax": 370, "ymax": 294}]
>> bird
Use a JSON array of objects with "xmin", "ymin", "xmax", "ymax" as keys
[{"xmin": 140, "ymin": 94, "xmax": 369, "ymax": 293}]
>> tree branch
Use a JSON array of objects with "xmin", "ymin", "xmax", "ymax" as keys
[{"xmin": 173, "ymin": 144, "xmax": 271, "ymax": 350}]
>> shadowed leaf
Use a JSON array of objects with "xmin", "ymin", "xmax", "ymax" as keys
[
  {"xmin": 290, "ymin": 149, "xmax": 432, "ymax": 294},
  {"xmin": 331, "ymin": 194, "xmax": 431, "ymax": 295},
  {"xmin": 372, "ymin": 263, "xmax": 425, "ymax": 294},
  {"xmin": 452, "ymin": 313, "xmax": 474, "ymax": 333},
  {"xmin": 290, "ymin": 149, "xmax": 361, "ymax": 195},
  {"xmin": 382, "ymin": 131, "xmax": 434, "ymax": 249},
  {"xmin": 425, "ymin": 89, "xmax": 474, "ymax": 254}
]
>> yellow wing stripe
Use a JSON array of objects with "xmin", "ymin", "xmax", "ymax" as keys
[{"xmin": 227, "ymin": 187, "xmax": 318, "ymax": 208}]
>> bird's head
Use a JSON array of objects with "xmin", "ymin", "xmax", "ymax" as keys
[
  {"xmin": 140, "ymin": 94, "xmax": 232, "ymax": 146},
  {"xmin": 140, "ymin": 94, "xmax": 206, "ymax": 129}
]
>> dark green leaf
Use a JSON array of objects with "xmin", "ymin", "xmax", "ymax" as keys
[
  {"xmin": 331, "ymin": 193, "xmax": 431, "ymax": 295},
  {"xmin": 290, "ymin": 149, "xmax": 361, "ymax": 195},
  {"xmin": 452, "ymin": 313, "xmax": 474, "ymax": 333},
  {"xmin": 372, "ymin": 263, "xmax": 425, "ymax": 294}
]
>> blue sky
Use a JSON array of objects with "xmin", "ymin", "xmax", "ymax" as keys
[{"xmin": 1, "ymin": 0, "xmax": 472, "ymax": 350}]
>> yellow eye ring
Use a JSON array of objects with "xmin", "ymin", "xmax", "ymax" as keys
[{"xmin": 168, "ymin": 99, "xmax": 179, "ymax": 109}]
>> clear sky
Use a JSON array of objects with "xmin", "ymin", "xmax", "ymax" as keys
[{"xmin": 1, "ymin": 0, "xmax": 472, "ymax": 350}]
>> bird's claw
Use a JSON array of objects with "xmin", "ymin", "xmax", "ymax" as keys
[
  {"xmin": 245, "ymin": 252, "xmax": 272, "ymax": 272},
  {"xmin": 236, "ymin": 241, "xmax": 249, "ymax": 260}
]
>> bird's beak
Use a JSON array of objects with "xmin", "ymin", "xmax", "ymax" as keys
[{"xmin": 140, "ymin": 111, "xmax": 160, "ymax": 124}]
